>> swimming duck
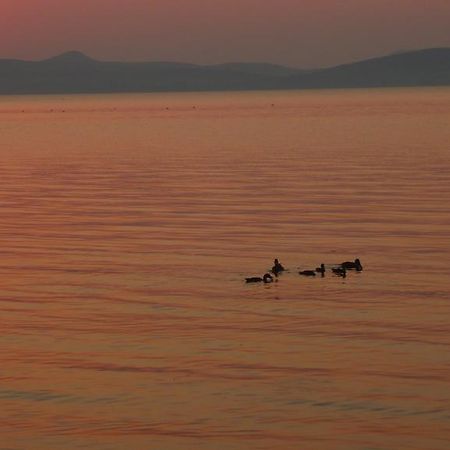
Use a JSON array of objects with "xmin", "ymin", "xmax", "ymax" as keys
[
  {"xmin": 341, "ymin": 258, "xmax": 363, "ymax": 271},
  {"xmin": 245, "ymin": 273, "xmax": 274, "ymax": 284},
  {"xmin": 299, "ymin": 270, "xmax": 316, "ymax": 277},
  {"xmin": 332, "ymin": 267, "xmax": 347, "ymax": 278},
  {"xmin": 271, "ymin": 258, "xmax": 285, "ymax": 275},
  {"xmin": 315, "ymin": 264, "xmax": 326, "ymax": 276}
]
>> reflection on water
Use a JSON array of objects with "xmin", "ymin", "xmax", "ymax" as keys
[{"xmin": 1, "ymin": 88, "xmax": 450, "ymax": 449}]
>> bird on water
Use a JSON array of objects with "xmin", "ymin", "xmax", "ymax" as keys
[
  {"xmin": 245, "ymin": 273, "xmax": 274, "ymax": 284},
  {"xmin": 315, "ymin": 263, "xmax": 326, "ymax": 276},
  {"xmin": 299, "ymin": 270, "xmax": 316, "ymax": 277},
  {"xmin": 341, "ymin": 258, "xmax": 363, "ymax": 271},
  {"xmin": 272, "ymin": 258, "xmax": 285, "ymax": 275},
  {"xmin": 332, "ymin": 267, "xmax": 347, "ymax": 278}
]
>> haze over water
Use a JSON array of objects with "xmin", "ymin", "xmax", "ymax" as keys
[{"xmin": 1, "ymin": 88, "xmax": 449, "ymax": 449}]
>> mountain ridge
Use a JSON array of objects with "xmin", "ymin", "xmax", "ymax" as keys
[{"xmin": 0, "ymin": 48, "xmax": 449, "ymax": 94}]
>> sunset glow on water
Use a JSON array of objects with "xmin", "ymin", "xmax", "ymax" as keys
[{"xmin": 1, "ymin": 88, "xmax": 450, "ymax": 449}]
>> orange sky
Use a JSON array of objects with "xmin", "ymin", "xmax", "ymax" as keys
[{"xmin": 1, "ymin": 0, "xmax": 449, "ymax": 67}]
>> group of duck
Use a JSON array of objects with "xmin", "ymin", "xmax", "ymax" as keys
[{"xmin": 245, "ymin": 258, "xmax": 363, "ymax": 283}]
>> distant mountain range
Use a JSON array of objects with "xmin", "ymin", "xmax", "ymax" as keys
[{"xmin": 0, "ymin": 48, "xmax": 449, "ymax": 95}]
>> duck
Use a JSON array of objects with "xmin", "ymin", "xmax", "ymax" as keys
[
  {"xmin": 341, "ymin": 258, "xmax": 363, "ymax": 271},
  {"xmin": 299, "ymin": 270, "xmax": 316, "ymax": 277},
  {"xmin": 271, "ymin": 258, "xmax": 285, "ymax": 275},
  {"xmin": 245, "ymin": 273, "xmax": 274, "ymax": 284},
  {"xmin": 332, "ymin": 267, "xmax": 347, "ymax": 278},
  {"xmin": 315, "ymin": 263, "xmax": 326, "ymax": 276}
]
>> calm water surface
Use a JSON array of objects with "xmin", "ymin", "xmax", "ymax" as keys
[{"xmin": 1, "ymin": 88, "xmax": 449, "ymax": 449}]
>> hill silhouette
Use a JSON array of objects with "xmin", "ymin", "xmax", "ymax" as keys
[{"xmin": 0, "ymin": 48, "xmax": 449, "ymax": 94}]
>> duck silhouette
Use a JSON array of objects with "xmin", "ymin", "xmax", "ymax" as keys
[
  {"xmin": 299, "ymin": 270, "xmax": 316, "ymax": 277},
  {"xmin": 332, "ymin": 267, "xmax": 347, "ymax": 278},
  {"xmin": 315, "ymin": 264, "xmax": 326, "ymax": 276},
  {"xmin": 341, "ymin": 258, "xmax": 363, "ymax": 271},
  {"xmin": 271, "ymin": 258, "xmax": 285, "ymax": 275},
  {"xmin": 246, "ymin": 273, "xmax": 274, "ymax": 284}
]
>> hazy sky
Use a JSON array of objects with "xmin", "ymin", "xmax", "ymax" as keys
[{"xmin": 1, "ymin": 0, "xmax": 450, "ymax": 67}]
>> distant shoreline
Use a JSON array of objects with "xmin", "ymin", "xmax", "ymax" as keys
[{"xmin": 1, "ymin": 85, "xmax": 449, "ymax": 100}]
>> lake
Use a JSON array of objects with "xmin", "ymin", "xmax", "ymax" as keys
[{"xmin": 1, "ymin": 88, "xmax": 449, "ymax": 449}]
